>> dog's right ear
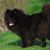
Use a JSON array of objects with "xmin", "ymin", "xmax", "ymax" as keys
[{"xmin": 5, "ymin": 9, "xmax": 11, "ymax": 14}]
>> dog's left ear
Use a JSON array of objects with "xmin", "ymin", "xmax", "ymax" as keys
[{"xmin": 12, "ymin": 9, "xmax": 18, "ymax": 14}]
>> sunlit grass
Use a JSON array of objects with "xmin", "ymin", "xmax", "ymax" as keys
[{"xmin": 0, "ymin": 31, "xmax": 50, "ymax": 50}]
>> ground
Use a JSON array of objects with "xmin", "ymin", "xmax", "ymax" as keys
[{"xmin": 0, "ymin": 31, "xmax": 50, "ymax": 50}]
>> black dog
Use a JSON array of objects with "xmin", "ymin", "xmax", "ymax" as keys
[{"xmin": 4, "ymin": 8, "xmax": 47, "ymax": 47}]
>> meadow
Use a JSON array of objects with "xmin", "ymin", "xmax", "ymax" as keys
[{"xmin": 0, "ymin": 31, "xmax": 50, "ymax": 50}]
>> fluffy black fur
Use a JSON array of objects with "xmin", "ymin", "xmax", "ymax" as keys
[
  {"xmin": 31, "ymin": 11, "xmax": 48, "ymax": 47},
  {"xmin": 43, "ymin": 4, "xmax": 50, "ymax": 40},
  {"xmin": 36, "ymin": 4, "xmax": 50, "ymax": 47}
]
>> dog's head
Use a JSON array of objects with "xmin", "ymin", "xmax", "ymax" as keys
[{"xmin": 5, "ymin": 9, "xmax": 16, "ymax": 27}]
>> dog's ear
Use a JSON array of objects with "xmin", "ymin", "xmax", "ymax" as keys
[
  {"xmin": 12, "ymin": 9, "xmax": 18, "ymax": 14},
  {"xmin": 5, "ymin": 9, "xmax": 11, "ymax": 14},
  {"xmin": 5, "ymin": 9, "xmax": 12, "ymax": 18}
]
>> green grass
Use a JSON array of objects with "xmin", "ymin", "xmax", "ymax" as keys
[
  {"xmin": 0, "ymin": 31, "xmax": 50, "ymax": 50},
  {"xmin": 25, "ymin": 0, "xmax": 50, "ymax": 15}
]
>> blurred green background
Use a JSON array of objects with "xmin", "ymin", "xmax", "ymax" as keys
[{"xmin": 0, "ymin": 0, "xmax": 50, "ymax": 50}]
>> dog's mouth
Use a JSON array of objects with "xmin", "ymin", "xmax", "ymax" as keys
[{"xmin": 9, "ymin": 23, "xmax": 14, "ymax": 26}]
